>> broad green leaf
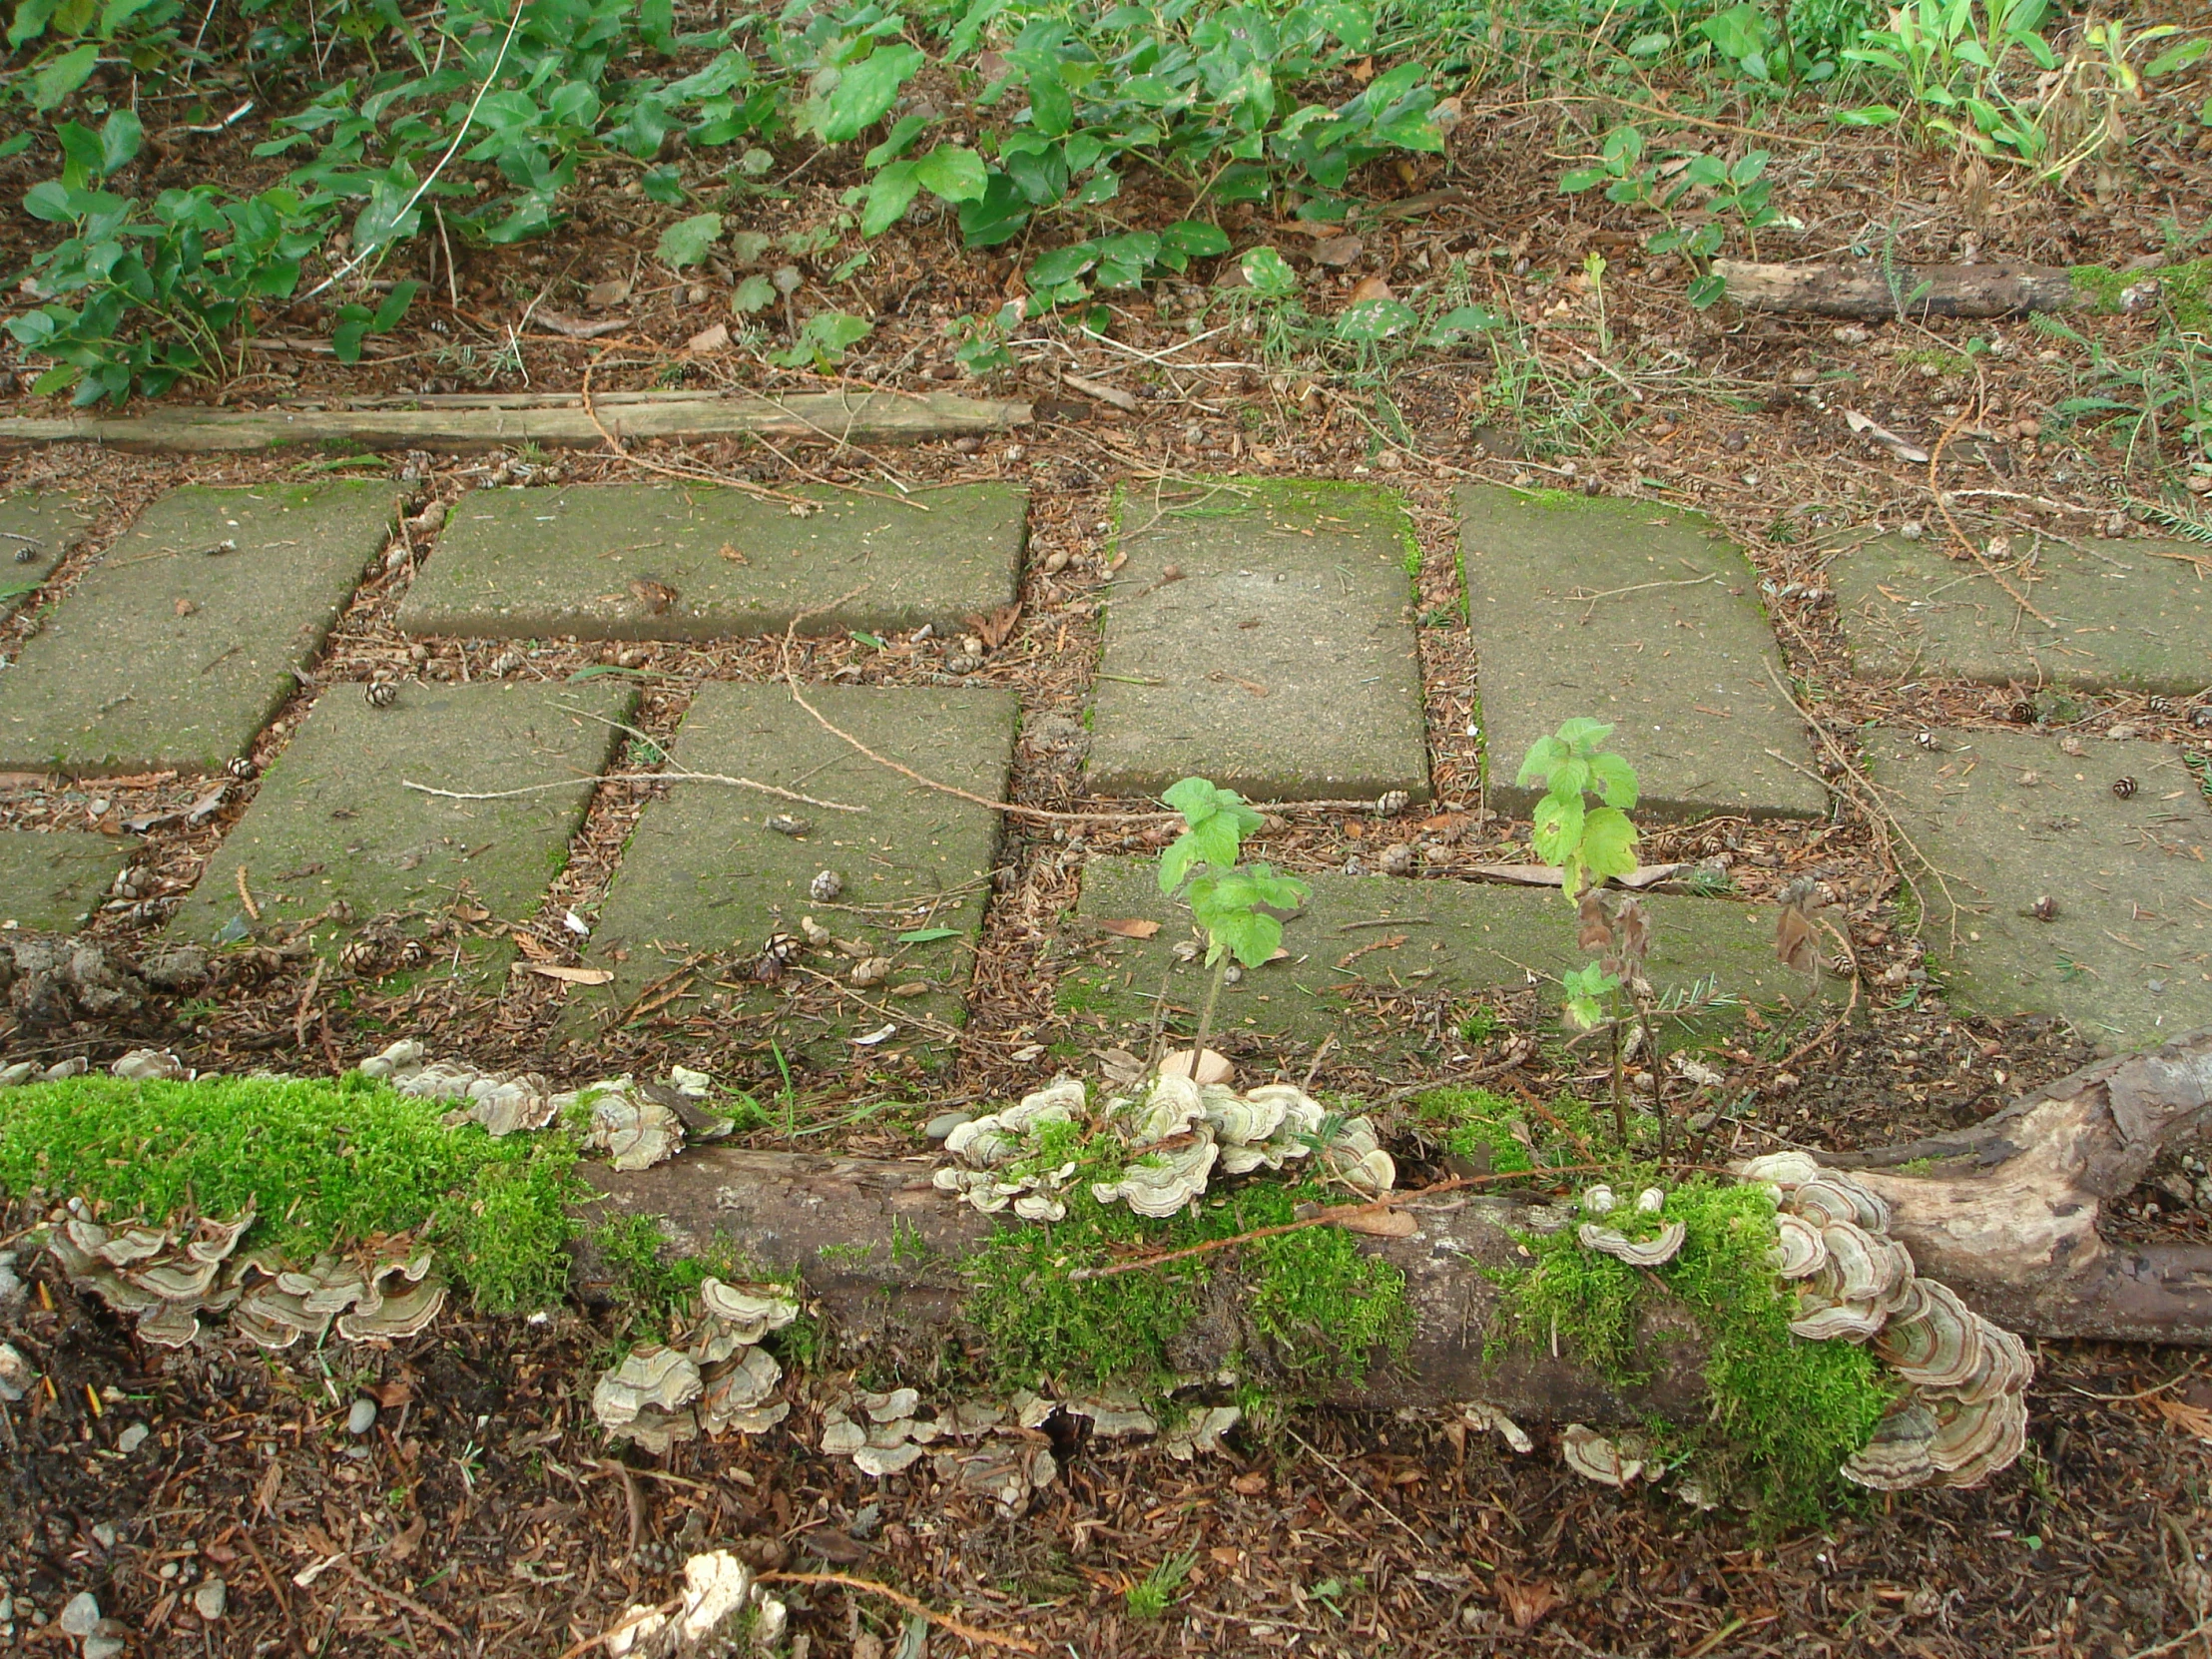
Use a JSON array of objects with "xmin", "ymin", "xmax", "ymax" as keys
[
  {"xmin": 819, "ymin": 44, "xmax": 924, "ymax": 144},
  {"xmin": 911, "ymin": 144, "xmax": 986, "ymax": 203},
  {"xmin": 863, "ymin": 113, "xmax": 929, "ymax": 170},
  {"xmin": 32, "ymin": 43, "xmax": 99, "ymax": 112},
  {"xmin": 97, "ymin": 109, "xmax": 142, "ymax": 176},
  {"xmin": 1515, "ymin": 734, "xmax": 1567, "ymax": 788},
  {"xmin": 1548, "ymin": 756, "xmax": 1589, "ymax": 802},
  {"xmin": 1588, "ymin": 752, "xmax": 1639, "ymax": 810},
  {"xmin": 1580, "ymin": 807, "xmax": 1639, "ymax": 882},
  {"xmin": 656, "ymin": 211, "xmax": 723, "ymax": 270},
  {"xmin": 8, "ymin": 0, "xmax": 59, "ymax": 49},
  {"xmin": 1161, "ymin": 220, "xmax": 1229, "ymax": 259},
  {"xmin": 1239, "ymin": 246, "xmax": 1299, "ymax": 298},
  {"xmin": 730, "ymin": 274, "xmax": 776, "ymax": 314},
  {"xmin": 1163, "ymin": 776, "xmax": 1223, "ymax": 823},
  {"xmin": 1558, "ymin": 167, "xmax": 1610, "ymax": 193},
  {"xmin": 1687, "ymin": 272, "xmax": 1728, "ymax": 309},
  {"xmin": 1555, "ymin": 717, "xmax": 1613, "ymax": 753},
  {"xmin": 1027, "ymin": 241, "xmax": 1101, "ymax": 287},
  {"xmin": 1531, "ymin": 792, "xmax": 1584, "ymax": 867},
  {"xmin": 859, "ymin": 160, "xmax": 920, "ymax": 237},
  {"xmin": 1336, "ymin": 298, "xmax": 1416, "ymax": 343},
  {"xmin": 1248, "ymin": 865, "xmax": 1310, "ymax": 910}
]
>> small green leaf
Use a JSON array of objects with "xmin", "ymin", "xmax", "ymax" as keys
[
  {"xmin": 896, "ymin": 926, "xmax": 962, "ymax": 942},
  {"xmin": 911, "ymin": 144, "xmax": 986, "ymax": 204},
  {"xmin": 1531, "ymin": 793, "xmax": 1585, "ymax": 868},
  {"xmin": 731, "ymin": 275, "xmax": 777, "ymax": 315},
  {"xmin": 1589, "ymin": 752, "xmax": 1639, "ymax": 809},
  {"xmin": 849, "ymin": 630, "xmax": 886, "ymax": 649},
  {"xmin": 1515, "ymin": 734, "xmax": 1567, "ymax": 789},
  {"xmin": 1555, "ymin": 717, "xmax": 1614, "ymax": 753},
  {"xmin": 1239, "ymin": 246, "xmax": 1299, "ymax": 298},
  {"xmin": 656, "ymin": 212, "xmax": 724, "ymax": 271}
]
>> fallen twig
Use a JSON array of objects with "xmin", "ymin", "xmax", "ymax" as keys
[{"xmin": 759, "ymin": 1571, "xmax": 1039, "ymax": 1653}]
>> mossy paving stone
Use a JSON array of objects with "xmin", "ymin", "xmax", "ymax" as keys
[
  {"xmin": 0, "ymin": 492, "xmax": 93, "ymax": 623},
  {"xmin": 1870, "ymin": 728, "xmax": 2212, "ymax": 1048},
  {"xmin": 1084, "ymin": 479, "xmax": 1430, "ymax": 804},
  {"xmin": 394, "ymin": 480, "xmax": 1026, "ymax": 641},
  {"xmin": 1064, "ymin": 857, "xmax": 1826, "ymax": 1059},
  {"xmin": 1455, "ymin": 485, "xmax": 1825, "ymax": 822},
  {"xmin": 0, "ymin": 830, "xmax": 139, "ymax": 932},
  {"xmin": 1832, "ymin": 533, "xmax": 2212, "ymax": 695},
  {"xmin": 572, "ymin": 682, "xmax": 1016, "ymax": 1060},
  {"xmin": 0, "ymin": 482, "xmax": 399, "ymax": 775},
  {"xmin": 169, "ymin": 682, "xmax": 635, "ymax": 983}
]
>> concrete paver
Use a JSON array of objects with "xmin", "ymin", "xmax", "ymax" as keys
[
  {"xmin": 0, "ymin": 493, "xmax": 92, "ymax": 624},
  {"xmin": 0, "ymin": 830, "xmax": 137, "ymax": 932}
]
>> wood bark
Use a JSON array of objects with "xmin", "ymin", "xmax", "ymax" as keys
[
  {"xmin": 574, "ymin": 1029, "xmax": 2212, "ymax": 1421},
  {"xmin": 0, "ymin": 390, "xmax": 1031, "ymax": 455},
  {"xmin": 1715, "ymin": 259, "xmax": 2087, "ymax": 318}
]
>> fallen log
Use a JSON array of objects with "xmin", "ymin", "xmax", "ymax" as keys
[
  {"xmin": 0, "ymin": 389, "xmax": 1030, "ymax": 455},
  {"xmin": 1715, "ymin": 259, "xmax": 2103, "ymax": 319},
  {"xmin": 576, "ymin": 1031, "xmax": 2212, "ymax": 1423}
]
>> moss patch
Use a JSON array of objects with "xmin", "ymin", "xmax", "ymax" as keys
[
  {"xmin": 0, "ymin": 1074, "xmax": 580, "ymax": 1312},
  {"xmin": 963, "ymin": 1165, "xmax": 1408, "ymax": 1398},
  {"xmin": 1496, "ymin": 1178, "xmax": 1894, "ymax": 1523},
  {"xmin": 2070, "ymin": 258, "xmax": 2211, "ymax": 330}
]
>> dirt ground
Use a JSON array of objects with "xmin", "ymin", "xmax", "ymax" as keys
[{"xmin": 5, "ymin": 70, "xmax": 2212, "ymax": 1659}]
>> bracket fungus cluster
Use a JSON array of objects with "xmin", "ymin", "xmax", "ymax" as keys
[
  {"xmin": 1575, "ymin": 1185, "xmax": 1687, "ymax": 1267},
  {"xmin": 1742, "ymin": 1152, "xmax": 2033, "ymax": 1490},
  {"xmin": 934, "ymin": 1073, "xmax": 1395, "ymax": 1223},
  {"xmin": 818, "ymin": 1387, "xmax": 1060, "ymax": 1514},
  {"xmin": 46, "ymin": 1201, "xmax": 446, "ymax": 1350},
  {"xmin": 592, "ymin": 1279, "xmax": 799, "ymax": 1452},
  {"xmin": 357, "ymin": 1038, "xmax": 557, "ymax": 1137}
]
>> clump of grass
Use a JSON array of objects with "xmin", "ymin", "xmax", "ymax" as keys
[
  {"xmin": 0, "ymin": 1073, "xmax": 579, "ymax": 1312},
  {"xmin": 1497, "ymin": 1178, "xmax": 1895, "ymax": 1524},
  {"xmin": 1125, "ymin": 1549, "xmax": 1198, "ymax": 1620},
  {"xmin": 1413, "ymin": 1085, "xmax": 1537, "ymax": 1173}
]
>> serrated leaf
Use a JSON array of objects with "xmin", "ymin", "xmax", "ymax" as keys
[
  {"xmin": 1550, "ymin": 756, "xmax": 1590, "ymax": 801},
  {"xmin": 730, "ymin": 274, "xmax": 776, "ymax": 314},
  {"xmin": 1555, "ymin": 717, "xmax": 1614, "ymax": 753},
  {"xmin": 1580, "ymin": 807, "xmax": 1639, "ymax": 882},
  {"xmin": 1589, "ymin": 752, "xmax": 1639, "ymax": 809},
  {"xmin": 1516, "ymin": 734, "xmax": 1567, "ymax": 787},
  {"xmin": 1163, "ymin": 776, "xmax": 1222, "ymax": 823},
  {"xmin": 1531, "ymin": 793, "xmax": 1584, "ymax": 867}
]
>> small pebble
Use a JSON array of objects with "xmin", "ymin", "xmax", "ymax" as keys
[
  {"xmin": 923, "ymin": 1110, "xmax": 973, "ymax": 1142},
  {"xmin": 346, "ymin": 1396, "xmax": 378, "ymax": 1436},
  {"xmin": 60, "ymin": 1592, "xmax": 100, "ymax": 1636},
  {"xmin": 0, "ymin": 1340, "xmax": 34, "ymax": 1402},
  {"xmin": 86, "ymin": 1635, "xmax": 126, "ymax": 1659},
  {"xmin": 193, "ymin": 1579, "xmax": 228, "ymax": 1622},
  {"xmin": 116, "ymin": 1423, "xmax": 149, "ymax": 1454},
  {"xmin": 91, "ymin": 1523, "xmax": 117, "ymax": 1548}
]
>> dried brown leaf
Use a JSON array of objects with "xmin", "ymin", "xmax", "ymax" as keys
[
  {"xmin": 1496, "ymin": 1573, "xmax": 1561, "ymax": 1631},
  {"xmin": 1097, "ymin": 918, "xmax": 1162, "ymax": 939}
]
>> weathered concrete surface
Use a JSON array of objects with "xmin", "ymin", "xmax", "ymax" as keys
[
  {"xmin": 396, "ymin": 482, "xmax": 1025, "ymax": 640},
  {"xmin": 0, "ymin": 830, "xmax": 136, "ymax": 932},
  {"xmin": 576, "ymin": 682, "xmax": 1016, "ymax": 1055},
  {"xmin": 1064, "ymin": 856, "xmax": 1825, "ymax": 1057},
  {"xmin": 1870, "ymin": 728, "xmax": 2212, "ymax": 1047},
  {"xmin": 0, "ymin": 482, "xmax": 398, "ymax": 774},
  {"xmin": 1834, "ymin": 534, "xmax": 2212, "ymax": 694},
  {"xmin": 0, "ymin": 493, "xmax": 92, "ymax": 622},
  {"xmin": 1456, "ymin": 485, "xmax": 1825, "ymax": 821},
  {"xmin": 171, "ymin": 682, "xmax": 634, "ymax": 979},
  {"xmin": 1085, "ymin": 480, "xmax": 1430, "ymax": 804}
]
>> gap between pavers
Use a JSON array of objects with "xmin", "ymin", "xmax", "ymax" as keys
[
  {"xmin": 1062, "ymin": 856, "xmax": 1823, "ymax": 1060},
  {"xmin": 0, "ymin": 493, "xmax": 93, "ymax": 624},
  {"xmin": 1832, "ymin": 533, "xmax": 2212, "ymax": 695},
  {"xmin": 1456, "ymin": 484, "xmax": 1825, "ymax": 822},
  {"xmin": 1869, "ymin": 727, "xmax": 2212, "ymax": 1048},
  {"xmin": 0, "ymin": 830, "xmax": 138, "ymax": 932},
  {"xmin": 1084, "ymin": 478, "xmax": 1430, "ymax": 804},
  {"xmin": 170, "ymin": 681, "xmax": 635, "ymax": 984},
  {"xmin": 571, "ymin": 682, "xmax": 1016, "ymax": 1061},
  {"xmin": 395, "ymin": 481, "xmax": 1026, "ymax": 641},
  {"xmin": 0, "ymin": 482, "xmax": 400, "ymax": 775}
]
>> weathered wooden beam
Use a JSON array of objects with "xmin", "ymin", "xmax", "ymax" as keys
[
  {"xmin": 1716, "ymin": 259, "xmax": 2094, "ymax": 319},
  {"xmin": 0, "ymin": 390, "xmax": 1031, "ymax": 455}
]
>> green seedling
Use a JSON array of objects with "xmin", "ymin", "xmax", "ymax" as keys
[{"xmin": 1158, "ymin": 776, "xmax": 1310, "ymax": 1068}]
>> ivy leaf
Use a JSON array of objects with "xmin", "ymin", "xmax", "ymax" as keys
[{"xmin": 656, "ymin": 211, "xmax": 723, "ymax": 270}]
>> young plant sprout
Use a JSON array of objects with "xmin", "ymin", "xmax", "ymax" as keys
[{"xmin": 1158, "ymin": 777, "xmax": 1311, "ymax": 1069}]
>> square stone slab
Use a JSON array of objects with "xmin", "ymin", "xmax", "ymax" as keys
[
  {"xmin": 1064, "ymin": 856, "xmax": 1825, "ymax": 1055},
  {"xmin": 575, "ymin": 682, "xmax": 1017, "ymax": 1053},
  {"xmin": 1870, "ymin": 727, "xmax": 2212, "ymax": 1047},
  {"xmin": 0, "ymin": 830, "xmax": 137, "ymax": 932},
  {"xmin": 0, "ymin": 482, "xmax": 399, "ymax": 775},
  {"xmin": 1833, "ymin": 533, "xmax": 2212, "ymax": 694},
  {"xmin": 395, "ymin": 481, "xmax": 1026, "ymax": 640},
  {"xmin": 0, "ymin": 493, "xmax": 93, "ymax": 623},
  {"xmin": 1456, "ymin": 485, "xmax": 1825, "ymax": 822},
  {"xmin": 1085, "ymin": 480, "xmax": 1429, "ymax": 804},
  {"xmin": 170, "ymin": 682, "xmax": 635, "ymax": 976}
]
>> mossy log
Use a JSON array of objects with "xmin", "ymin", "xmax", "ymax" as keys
[
  {"xmin": 574, "ymin": 1031, "xmax": 2212, "ymax": 1418},
  {"xmin": 1714, "ymin": 259, "xmax": 2089, "ymax": 318}
]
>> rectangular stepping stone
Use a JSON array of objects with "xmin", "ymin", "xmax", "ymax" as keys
[
  {"xmin": 1833, "ymin": 533, "xmax": 2212, "ymax": 694},
  {"xmin": 395, "ymin": 481, "xmax": 1025, "ymax": 640},
  {"xmin": 575, "ymin": 682, "xmax": 1015, "ymax": 1053},
  {"xmin": 1869, "ymin": 728, "xmax": 2212, "ymax": 1047},
  {"xmin": 1064, "ymin": 856, "xmax": 1823, "ymax": 1054},
  {"xmin": 0, "ymin": 482, "xmax": 399, "ymax": 775},
  {"xmin": 1456, "ymin": 485, "xmax": 1824, "ymax": 821},
  {"xmin": 1085, "ymin": 480, "xmax": 1429, "ymax": 804},
  {"xmin": 0, "ymin": 493, "xmax": 92, "ymax": 623},
  {"xmin": 170, "ymin": 681, "xmax": 635, "ymax": 977},
  {"xmin": 0, "ymin": 830, "xmax": 137, "ymax": 932}
]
